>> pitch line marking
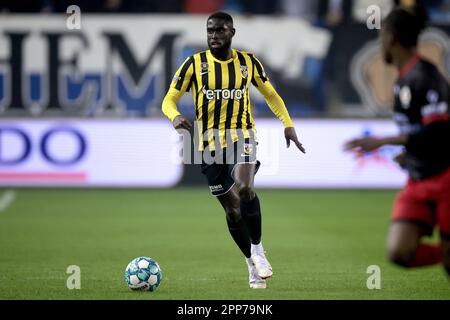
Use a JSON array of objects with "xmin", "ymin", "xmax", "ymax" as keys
[{"xmin": 0, "ymin": 190, "xmax": 16, "ymax": 212}]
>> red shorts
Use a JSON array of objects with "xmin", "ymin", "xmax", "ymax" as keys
[{"xmin": 392, "ymin": 167, "xmax": 450, "ymax": 237}]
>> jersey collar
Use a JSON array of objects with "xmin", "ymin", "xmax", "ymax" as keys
[
  {"xmin": 398, "ymin": 53, "xmax": 421, "ymax": 78},
  {"xmin": 207, "ymin": 49, "xmax": 237, "ymax": 64}
]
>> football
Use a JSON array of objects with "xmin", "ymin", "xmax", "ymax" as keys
[{"xmin": 125, "ymin": 256, "xmax": 163, "ymax": 292}]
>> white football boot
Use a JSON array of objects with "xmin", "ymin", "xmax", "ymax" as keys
[
  {"xmin": 245, "ymin": 258, "xmax": 266, "ymax": 289},
  {"xmin": 250, "ymin": 242, "xmax": 273, "ymax": 279}
]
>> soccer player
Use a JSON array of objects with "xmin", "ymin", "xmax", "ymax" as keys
[
  {"xmin": 162, "ymin": 12, "xmax": 305, "ymax": 288},
  {"xmin": 344, "ymin": 7, "xmax": 450, "ymax": 276}
]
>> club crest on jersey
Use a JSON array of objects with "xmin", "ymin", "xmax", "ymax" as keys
[
  {"xmin": 399, "ymin": 86, "xmax": 411, "ymax": 109},
  {"xmin": 240, "ymin": 65, "xmax": 248, "ymax": 78},
  {"xmin": 201, "ymin": 62, "xmax": 209, "ymax": 73},
  {"xmin": 243, "ymin": 143, "xmax": 253, "ymax": 155}
]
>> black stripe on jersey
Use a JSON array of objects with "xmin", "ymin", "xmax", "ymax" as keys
[
  {"xmin": 175, "ymin": 56, "xmax": 194, "ymax": 91},
  {"xmin": 224, "ymin": 62, "xmax": 235, "ymax": 131},
  {"xmin": 249, "ymin": 54, "xmax": 267, "ymax": 86},
  {"xmin": 200, "ymin": 52, "xmax": 209, "ymax": 144},
  {"xmin": 191, "ymin": 60, "xmax": 199, "ymax": 118},
  {"xmin": 251, "ymin": 75, "xmax": 258, "ymax": 87},
  {"xmin": 236, "ymin": 52, "xmax": 248, "ymax": 130},
  {"xmin": 244, "ymin": 54, "xmax": 252, "ymax": 129},
  {"xmin": 213, "ymin": 62, "xmax": 222, "ymax": 129},
  {"xmin": 245, "ymin": 96, "xmax": 252, "ymax": 129}
]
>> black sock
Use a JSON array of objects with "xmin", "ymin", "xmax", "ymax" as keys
[
  {"xmin": 241, "ymin": 194, "xmax": 262, "ymax": 245},
  {"xmin": 226, "ymin": 218, "xmax": 251, "ymax": 258}
]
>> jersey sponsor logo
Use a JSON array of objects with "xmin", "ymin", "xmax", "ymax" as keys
[
  {"xmin": 421, "ymin": 101, "xmax": 448, "ymax": 117},
  {"xmin": 421, "ymin": 89, "xmax": 448, "ymax": 118},
  {"xmin": 172, "ymin": 75, "xmax": 181, "ymax": 82},
  {"xmin": 399, "ymin": 86, "xmax": 411, "ymax": 109},
  {"xmin": 209, "ymin": 184, "xmax": 223, "ymax": 192},
  {"xmin": 202, "ymin": 86, "xmax": 246, "ymax": 101}
]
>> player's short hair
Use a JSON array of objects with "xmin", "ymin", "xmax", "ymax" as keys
[
  {"xmin": 207, "ymin": 11, "xmax": 233, "ymax": 26},
  {"xmin": 384, "ymin": 5, "xmax": 428, "ymax": 47}
]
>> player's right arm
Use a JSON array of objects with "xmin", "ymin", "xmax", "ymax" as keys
[{"xmin": 162, "ymin": 56, "xmax": 194, "ymax": 130}]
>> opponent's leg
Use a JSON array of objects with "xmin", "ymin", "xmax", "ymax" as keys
[
  {"xmin": 437, "ymin": 190, "xmax": 450, "ymax": 277},
  {"xmin": 389, "ymin": 183, "xmax": 442, "ymax": 268},
  {"xmin": 440, "ymin": 237, "xmax": 450, "ymax": 277},
  {"xmin": 233, "ymin": 162, "xmax": 272, "ymax": 279},
  {"xmin": 387, "ymin": 222, "xmax": 441, "ymax": 267}
]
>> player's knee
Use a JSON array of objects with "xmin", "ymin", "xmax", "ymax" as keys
[
  {"xmin": 237, "ymin": 185, "xmax": 255, "ymax": 202},
  {"xmin": 225, "ymin": 206, "xmax": 241, "ymax": 222},
  {"xmin": 387, "ymin": 246, "xmax": 415, "ymax": 268}
]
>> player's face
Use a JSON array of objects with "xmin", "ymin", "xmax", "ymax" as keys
[
  {"xmin": 381, "ymin": 26, "xmax": 393, "ymax": 64},
  {"xmin": 207, "ymin": 18, "xmax": 234, "ymax": 53}
]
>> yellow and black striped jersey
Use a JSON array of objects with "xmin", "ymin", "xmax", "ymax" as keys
[{"xmin": 162, "ymin": 49, "xmax": 293, "ymax": 151}]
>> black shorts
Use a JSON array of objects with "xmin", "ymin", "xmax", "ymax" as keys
[{"xmin": 201, "ymin": 140, "xmax": 260, "ymax": 196}]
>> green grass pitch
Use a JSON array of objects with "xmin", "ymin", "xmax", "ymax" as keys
[{"xmin": 0, "ymin": 188, "xmax": 448, "ymax": 299}]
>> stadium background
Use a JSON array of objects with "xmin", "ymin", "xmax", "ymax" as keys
[{"xmin": 1, "ymin": 0, "xmax": 450, "ymax": 300}]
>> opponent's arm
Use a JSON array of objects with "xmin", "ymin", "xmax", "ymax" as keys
[
  {"xmin": 343, "ymin": 124, "xmax": 450, "ymax": 170},
  {"xmin": 251, "ymin": 55, "xmax": 305, "ymax": 153},
  {"xmin": 345, "ymin": 79, "xmax": 450, "ymax": 153},
  {"xmin": 162, "ymin": 57, "xmax": 194, "ymax": 130},
  {"xmin": 344, "ymin": 134, "xmax": 408, "ymax": 152},
  {"xmin": 344, "ymin": 102, "xmax": 450, "ymax": 153}
]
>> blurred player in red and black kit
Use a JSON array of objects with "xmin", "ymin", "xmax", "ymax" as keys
[{"xmin": 345, "ymin": 6, "xmax": 450, "ymax": 276}]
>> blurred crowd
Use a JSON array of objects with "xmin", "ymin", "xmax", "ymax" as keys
[{"xmin": 1, "ymin": 0, "xmax": 450, "ymax": 25}]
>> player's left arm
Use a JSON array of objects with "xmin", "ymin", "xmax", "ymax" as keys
[{"xmin": 251, "ymin": 55, "xmax": 305, "ymax": 153}]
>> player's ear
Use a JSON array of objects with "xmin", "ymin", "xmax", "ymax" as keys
[
  {"xmin": 386, "ymin": 32, "xmax": 395, "ymax": 46},
  {"xmin": 231, "ymin": 28, "xmax": 236, "ymax": 37}
]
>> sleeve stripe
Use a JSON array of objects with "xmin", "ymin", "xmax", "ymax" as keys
[
  {"xmin": 213, "ymin": 61, "xmax": 222, "ymax": 130},
  {"xmin": 236, "ymin": 52, "xmax": 248, "ymax": 129},
  {"xmin": 224, "ymin": 62, "xmax": 236, "ymax": 130},
  {"xmin": 250, "ymin": 54, "xmax": 268, "ymax": 83},
  {"xmin": 175, "ymin": 56, "xmax": 194, "ymax": 91}
]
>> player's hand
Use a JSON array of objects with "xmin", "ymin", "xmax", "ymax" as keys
[
  {"xmin": 344, "ymin": 137, "xmax": 383, "ymax": 152},
  {"xmin": 284, "ymin": 127, "xmax": 306, "ymax": 153},
  {"xmin": 172, "ymin": 115, "xmax": 192, "ymax": 131}
]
